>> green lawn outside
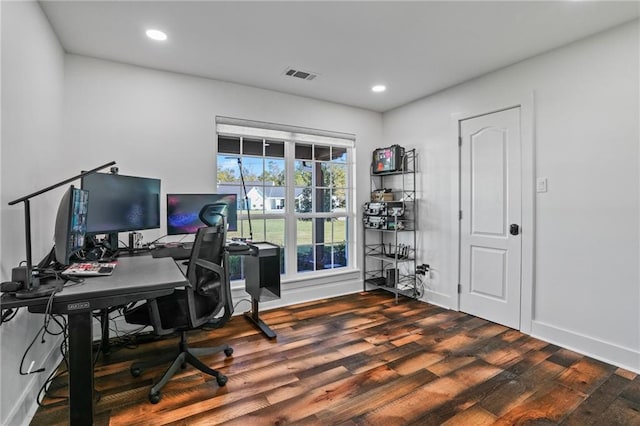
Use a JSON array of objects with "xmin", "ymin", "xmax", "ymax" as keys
[{"xmin": 227, "ymin": 216, "xmax": 347, "ymax": 245}]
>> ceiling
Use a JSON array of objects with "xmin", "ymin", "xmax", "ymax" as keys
[{"xmin": 40, "ymin": 1, "xmax": 639, "ymax": 112}]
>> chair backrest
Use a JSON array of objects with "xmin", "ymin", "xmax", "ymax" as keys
[{"xmin": 184, "ymin": 221, "xmax": 233, "ymax": 329}]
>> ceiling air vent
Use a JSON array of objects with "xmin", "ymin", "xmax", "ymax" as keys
[{"xmin": 283, "ymin": 67, "xmax": 317, "ymax": 81}]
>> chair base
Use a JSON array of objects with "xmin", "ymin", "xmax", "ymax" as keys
[{"xmin": 131, "ymin": 331, "xmax": 233, "ymax": 404}]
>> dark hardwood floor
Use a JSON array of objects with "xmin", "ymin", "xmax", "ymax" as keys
[{"xmin": 31, "ymin": 290, "xmax": 639, "ymax": 425}]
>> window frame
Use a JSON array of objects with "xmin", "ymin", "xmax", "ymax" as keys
[{"xmin": 215, "ymin": 119, "xmax": 355, "ymax": 282}]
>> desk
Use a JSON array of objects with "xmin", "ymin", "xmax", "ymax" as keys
[{"xmin": 1, "ymin": 255, "xmax": 188, "ymax": 425}]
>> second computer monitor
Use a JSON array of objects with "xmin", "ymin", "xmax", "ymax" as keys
[
  {"xmin": 166, "ymin": 193, "xmax": 238, "ymax": 235},
  {"xmin": 81, "ymin": 172, "xmax": 161, "ymax": 234}
]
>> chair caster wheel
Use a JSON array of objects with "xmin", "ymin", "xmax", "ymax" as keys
[
  {"xmin": 224, "ymin": 347, "xmax": 234, "ymax": 357},
  {"xmin": 130, "ymin": 366, "xmax": 142, "ymax": 377},
  {"xmin": 217, "ymin": 374, "xmax": 228, "ymax": 386},
  {"xmin": 149, "ymin": 392, "xmax": 161, "ymax": 404}
]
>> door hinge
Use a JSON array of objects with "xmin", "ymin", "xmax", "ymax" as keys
[
  {"xmin": 459, "ymin": 210, "xmax": 463, "ymax": 220},
  {"xmin": 458, "ymin": 136, "xmax": 462, "ymax": 147},
  {"xmin": 457, "ymin": 284, "xmax": 462, "ymax": 294}
]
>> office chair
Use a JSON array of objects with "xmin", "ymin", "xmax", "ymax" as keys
[{"xmin": 124, "ymin": 220, "xmax": 234, "ymax": 404}]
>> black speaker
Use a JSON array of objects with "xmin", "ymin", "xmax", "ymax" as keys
[
  {"xmin": 245, "ymin": 242, "xmax": 281, "ymax": 302},
  {"xmin": 1, "ymin": 281, "xmax": 22, "ymax": 293}
]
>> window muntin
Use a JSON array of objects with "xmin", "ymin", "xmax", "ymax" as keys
[{"xmin": 217, "ymin": 133, "xmax": 352, "ymax": 281}]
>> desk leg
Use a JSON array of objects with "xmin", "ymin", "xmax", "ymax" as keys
[
  {"xmin": 244, "ymin": 298, "xmax": 276, "ymax": 339},
  {"xmin": 68, "ymin": 311, "xmax": 94, "ymax": 425},
  {"xmin": 100, "ymin": 308, "xmax": 110, "ymax": 355}
]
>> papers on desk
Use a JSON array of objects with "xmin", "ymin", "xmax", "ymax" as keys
[{"xmin": 62, "ymin": 262, "xmax": 117, "ymax": 276}]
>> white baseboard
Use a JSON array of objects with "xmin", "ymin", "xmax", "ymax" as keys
[
  {"xmin": 3, "ymin": 335, "xmax": 64, "ymax": 426},
  {"xmin": 421, "ymin": 288, "xmax": 453, "ymax": 310},
  {"xmin": 531, "ymin": 320, "xmax": 640, "ymax": 374}
]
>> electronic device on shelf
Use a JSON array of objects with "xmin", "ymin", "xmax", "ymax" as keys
[
  {"xmin": 81, "ymin": 172, "xmax": 161, "ymax": 250},
  {"xmin": 166, "ymin": 193, "xmax": 238, "ymax": 235},
  {"xmin": 372, "ymin": 145, "xmax": 406, "ymax": 174},
  {"xmin": 363, "ymin": 215, "xmax": 386, "ymax": 229},
  {"xmin": 363, "ymin": 215, "xmax": 405, "ymax": 230},
  {"xmin": 363, "ymin": 201, "xmax": 405, "ymax": 217}
]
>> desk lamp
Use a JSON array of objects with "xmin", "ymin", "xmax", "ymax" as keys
[{"xmin": 7, "ymin": 161, "xmax": 116, "ymax": 298}]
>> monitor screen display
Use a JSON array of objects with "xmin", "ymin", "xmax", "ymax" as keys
[
  {"xmin": 54, "ymin": 186, "xmax": 89, "ymax": 265},
  {"xmin": 81, "ymin": 172, "xmax": 161, "ymax": 234},
  {"xmin": 166, "ymin": 193, "xmax": 238, "ymax": 235}
]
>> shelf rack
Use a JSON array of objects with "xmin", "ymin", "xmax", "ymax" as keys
[{"xmin": 362, "ymin": 148, "xmax": 417, "ymax": 302}]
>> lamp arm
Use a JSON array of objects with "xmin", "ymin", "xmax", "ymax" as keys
[{"xmin": 8, "ymin": 161, "xmax": 116, "ymax": 205}]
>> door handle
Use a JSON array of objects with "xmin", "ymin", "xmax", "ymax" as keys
[{"xmin": 510, "ymin": 224, "xmax": 520, "ymax": 236}]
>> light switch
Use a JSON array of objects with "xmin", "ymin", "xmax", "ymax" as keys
[{"xmin": 536, "ymin": 177, "xmax": 547, "ymax": 193}]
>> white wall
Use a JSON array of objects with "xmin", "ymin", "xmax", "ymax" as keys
[
  {"xmin": 1, "ymin": 2, "xmax": 68, "ymax": 424},
  {"xmin": 62, "ymin": 54, "xmax": 382, "ymax": 247},
  {"xmin": 383, "ymin": 20, "xmax": 640, "ymax": 372},
  {"xmin": 62, "ymin": 54, "xmax": 384, "ymax": 337}
]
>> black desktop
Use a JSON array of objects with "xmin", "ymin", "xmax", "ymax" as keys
[{"xmin": 81, "ymin": 172, "xmax": 161, "ymax": 251}]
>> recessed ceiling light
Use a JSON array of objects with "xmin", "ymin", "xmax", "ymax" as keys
[
  {"xmin": 146, "ymin": 29, "xmax": 167, "ymax": 41},
  {"xmin": 372, "ymin": 85, "xmax": 386, "ymax": 93}
]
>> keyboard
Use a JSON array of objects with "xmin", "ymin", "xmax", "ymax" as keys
[
  {"xmin": 151, "ymin": 243, "xmax": 192, "ymax": 260},
  {"xmin": 62, "ymin": 262, "xmax": 117, "ymax": 276}
]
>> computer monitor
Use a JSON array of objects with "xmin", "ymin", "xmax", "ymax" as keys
[
  {"xmin": 166, "ymin": 193, "xmax": 237, "ymax": 235},
  {"xmin": 54, "ymin": 185, "xmax": 89, "ymax": 265},
  {"xmin": 81, "ymin": 172, "xmax": 161, "ymax": 234}
]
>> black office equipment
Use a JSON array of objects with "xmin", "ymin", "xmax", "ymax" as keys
[
  {"xmin": 81, "ymin": 171, "xmax": 161, "ymax": 250},
  {"xmin": 7, "ymin": 161, "xmax": 115, "ymax": 298},
  {"xmin": 244, "ymin": 241, "xmax": 281, "ymax": 339},
  {"xmin": 372, "ymin": 144, "xmax": 406, "ymax": 174},
  {"xmin": 150, "ymin": 243, "xmax": 193, "ymax": 260},
  {"xmin": 166, "ymin": 193, "xmax": 238, "ymax": 234},
  {"xmin": 124, "ymin": 223, "xmax": 234, "ymax": 404},
  {"xmin": 225, "ymin": 241, "xmax": 252, "ymax": 253},
  {"xmin": 54, "ymin": 186, "xmax": 89, "ymax": 266}
]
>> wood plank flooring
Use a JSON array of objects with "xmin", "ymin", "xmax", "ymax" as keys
[{"xmin": 30, "ymin": 290, "xmax": 640, "ymax": 425}]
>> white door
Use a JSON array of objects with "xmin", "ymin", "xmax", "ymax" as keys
[{"xmin": 459, "ymin": 107, "xmax": 522, "ymax": 329}]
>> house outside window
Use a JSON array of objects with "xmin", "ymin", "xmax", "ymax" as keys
[{"xmin": 215, "ymin": 118, "xmax": 355, "ymax": 282}]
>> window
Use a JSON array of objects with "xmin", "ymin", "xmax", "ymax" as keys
[{"xmin": 216, "ymin": 118, "xmax": 354, "ymax": 281}]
